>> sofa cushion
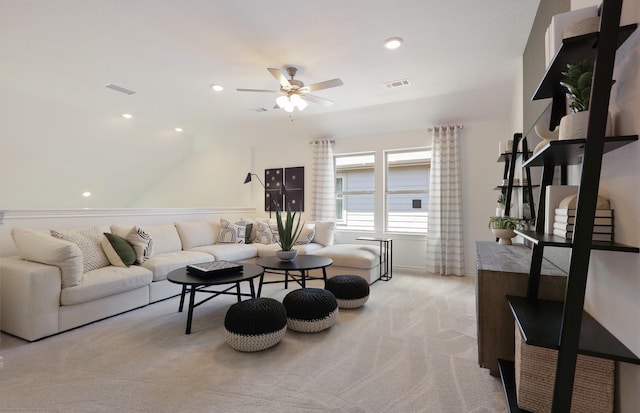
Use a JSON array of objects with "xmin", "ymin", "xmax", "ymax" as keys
[
  {"xmin": 191, "ymin": 244, "xmax": 258, "ymax": 262},
  {"xmin": 51, "ymin": 227, "xmax": 111, "ymax": 272},
  {"xmin": 175, "ymin": 220, "xmax": 220, "ymax": 249},
  {"xmin": 217, "ymin": 219, "xmax": 245, "ymax": 244},
  {"xmin": 126, "ymin": 227, "xmax": 154, "ymax": 264},
  {"xmin": 101, "ymin": 233, "xmax": 136, "ymax": 267},
  {"xmin": 141, "ymin": 251, "xmax": 213, "ymax": 282},
  {"xmin": 313, "ymin": 244, "xmax": 378, "ymax": 269},
  {"xmin": 11, "ymin": 228, "xmax": 84, "ymax": 288},
  {"xmin": 140, "ymin": 224, "xmax": 182, "ymax": 255},
  {"xmin": 309, "ymin": 221, "xmax": 335, "ymax": 246},
  {"xmin": 60, "ymin": 265, "xmax": 153, "ymax": 306}
]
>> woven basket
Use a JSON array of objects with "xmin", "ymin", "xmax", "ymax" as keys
[{"xmin": 515, "ymin": 325, "xmax": 614, "ymax": 413}]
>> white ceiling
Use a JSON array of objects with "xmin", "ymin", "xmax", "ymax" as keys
[{"xmin": 0, "ymin": 0, "xmax": 540, "ymax": 140}]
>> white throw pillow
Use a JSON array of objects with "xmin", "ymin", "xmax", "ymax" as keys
[
  {"xmin": 295, "ymin": 224, "xmax": 316, "ymax": 245},
  {"xmin": 254, "ymin": 221, "xmax": 274, "ymax": 244},
  {"xmin": 127, "ymin": 227, "xmax": 154, "ymax": 264},
  {"xmin": 217, "ymin": 219, "xmax": 245, "ymax": 244},
  {"xmin": 311, "ymin": 221, "xmax": 336, "ymax": 246},
  {"xmin": 51, "ymin": 227, "xmax": 111, "ymax": 272},
  {"xmin": 12, "ymin": 228, "xmax": 84, "ymax": 287}
]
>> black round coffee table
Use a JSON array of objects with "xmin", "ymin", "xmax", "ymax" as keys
[
  {"xmin": 167, "ymin": 263, "xmax": 263, "ymax": 334},
  {"xmin": 255, "ymin": 255, "xmax": 333, "ymax": 296}
]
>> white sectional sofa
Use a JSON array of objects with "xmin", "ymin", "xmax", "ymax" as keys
[{"xmin": 1, "ymin": 218, "xmax": 381, "ymax": 341}]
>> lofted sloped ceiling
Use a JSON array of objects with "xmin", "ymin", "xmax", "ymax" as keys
[{"xmin": 0, "ymin": 0, "xmax": 540, "ymax": 208}]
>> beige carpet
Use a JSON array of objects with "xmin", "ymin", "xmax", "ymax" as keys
[{"xmin": 0, "ymin": 271, "xmax": 507, "ymax": 413}]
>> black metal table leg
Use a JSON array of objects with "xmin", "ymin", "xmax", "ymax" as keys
[
  {"xmin": 249, "ymin": 279, "xmax": 256, "ymax": 298},
  {"xmin": 178, "ymin": 285, "xmax": 187, "ymax": 312},
  {"xmin": 186, "ymin": 285, "xmax": 197, "ymax": 334},
  {"xmin": 236, "ymin": 282, "xmax": 241, "ymax": 302},
  {"xmin": 257, "ymin": 273, "xmax": 264, "ymax": 297}
]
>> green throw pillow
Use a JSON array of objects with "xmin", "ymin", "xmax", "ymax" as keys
[
  {"xmin": 244, "ymin": 223, "xmax": 253, "ymax": 244},
  {"xmin": 101, "ymin": 232, "xmax": 136, "ymax": 267}
]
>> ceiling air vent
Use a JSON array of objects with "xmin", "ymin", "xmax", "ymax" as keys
[
  {"xmin": 103, "ymin": 83, "xmax": 136, "ymax": 95},
  {"xmin": 383, "ymin": 79, "xmax": 411, "ymax": 89}
]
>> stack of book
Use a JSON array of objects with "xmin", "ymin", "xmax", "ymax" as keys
[{"xmin": 553, "ymin": 208, "xmax": 614, "ymax": 241}]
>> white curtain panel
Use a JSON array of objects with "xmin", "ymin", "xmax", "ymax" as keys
[
  {"xmin": 310, "ymin": 140, "xmax": 336, "ymax": 221},
  {"xmin": 426, "ymin": 126, "xmax": 465, "ymax": 276}
]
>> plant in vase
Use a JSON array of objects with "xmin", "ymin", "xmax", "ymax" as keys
[
  {"xmin": 496, "ymin": 192, "xmax": 506, "ymax": 216},
  {"xmin": 488, "ymin": 216, "xmax": 522, "ymax": 245},
  {"xmin": 558, "ymin": 59, "xmax": 613, "ymax": 140},
  {"xmin": 274, "ymin": 206, "xmax": 304, "ymax": 261}
]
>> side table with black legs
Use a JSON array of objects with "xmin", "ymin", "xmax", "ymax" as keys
[
  {"xmin": 255, "ymin": 255, "xmax": 333, "ymax": 296},
  {"xmin": 167, "ymin": 263, "xmax": 264, "ymax": 334},
  {"xmin": 356, "ymin": 237, "xmax": 392, "ymax": 281}
]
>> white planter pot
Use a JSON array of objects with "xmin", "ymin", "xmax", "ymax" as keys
[
  {"xmin": 276, "ymin": 249, "xmax": 298, "ymax": 261},
  {"xmin": 559, "ymin": 111, "xmax": 612, "ymax": 140},
  {"xmin": 492, "ymin": 228, "xmax": 516, "ymax": 245}
]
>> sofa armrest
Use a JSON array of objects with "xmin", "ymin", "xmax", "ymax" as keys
[{"xmin": 1, "ymin": 257, "xmax": 61, "ymax": 341}]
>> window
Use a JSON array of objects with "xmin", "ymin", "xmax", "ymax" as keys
[
  {"xmin": 385, "ymin": 149, "xmax": 431, "ymax": 233},
  {"xmin": 334, "ymin": 153, "xmax": 375, "ymax": 231}
]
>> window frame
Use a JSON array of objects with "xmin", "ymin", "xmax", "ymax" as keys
[{"xmin": 383, "ymin": 148, "xmax": 431, "ymax": 234}]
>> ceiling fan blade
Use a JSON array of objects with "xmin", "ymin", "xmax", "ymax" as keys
[
  {"xmin": 236, "ymin": 88, "xmax": 280, "ymax": 93},
  {"xmin": 304, "ymin": 78, "xmax": 344, "ymax": 92},
  {"xmin": 267, "ymin": 68, "xmax": 291, "ymax": 88},
  {"xmin": 301, "ymin": 94, "xmax": 334, "ymax": 106}
]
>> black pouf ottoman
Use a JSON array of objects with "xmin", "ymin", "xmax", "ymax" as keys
[
  {"xmin": 224, "ymin": 298, "xmax": 287, "ymax": 352},
  {"xmin": 283, "ymin": 288, "xmax": 338, "ymax": 333},
  {"xmin": 325, "ymin": 275, "xmax": 370, "ymax": 309}
]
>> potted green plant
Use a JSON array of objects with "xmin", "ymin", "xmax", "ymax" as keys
[
  {"xmin": 488, "ymin": 216, "xmax": 521, "ymax": 245},
  {"xmin": 273, "ymin": 206, "xmax": 304, "ymax": 261},
  {"xmin": 558, "ymin": 59, "xmax": 612, "ymax": 140}
]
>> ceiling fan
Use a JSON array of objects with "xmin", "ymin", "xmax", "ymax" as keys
[{"xmin": 237, "ymin": 67, "xmax": 343, "ymax": 112}]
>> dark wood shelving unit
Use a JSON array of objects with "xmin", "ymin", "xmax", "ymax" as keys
[
  {"xmin": 522, "ymin": 135, "xmax": 638, "ymax": 167},
  {"xmin": 507, "ymin": 296, "xmax": 640, "ymax": 364},
  {"xmin": 498, "ymin": 360, "xmax": 533, "ymax": 413},
  {"xmin": 497, "ymin": 134, "xmax": 536, "ymax": 220},
  {"xmin": 500, "ymin": 2, "xmax": 639, "ymax": 412},
  {"xmin": 533, "ymin": 24, "xmax": 637, "ymax": 100},
  {"xmin": 515, "ymin": 229, "xmax": 639, "ymax": 252},
  {"xmin": 494, "ymin": 185, "xmax": 539, "ymax": 190},
  {"xmin": 497, "ymin": 151, "xmax": 533, "ymax": 162}
]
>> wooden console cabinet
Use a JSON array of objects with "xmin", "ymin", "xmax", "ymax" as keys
[{"xmin": 475, "ymin": 241, "xmax": 566, "ymax": 376}]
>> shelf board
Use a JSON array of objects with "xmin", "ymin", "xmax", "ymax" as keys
[
  {"xmin": 494, "ymin": 185, "xmax": 539, "ymax": 190},
  {"xmin": 515, "ymin": 229, "xmax": 639, "ymax": 252},
  {"xmin": 522, "ymin": 135, "xmax": 638, "ymax": 167},
  {"xmin": 507, "ymin": 296, "xmax": 640, "ymax": 364},
  {"xmin": 497, "ymin": 151, "xmax": 533, "ymax": 162},
  {"xmin": 533, "ymin": 24, "xmax": 637, "ymax": 100},
  {"xmin": 498, "ymin": 359, "xmax": 532, "ymax": 413}
]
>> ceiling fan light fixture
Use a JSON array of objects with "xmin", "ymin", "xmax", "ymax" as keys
[
  {"xmin": 284, "ymin": 104, "xmax": 295, "ymax": 113},
  {"xmin": 276, "ymin": 95, "xmax": 289, "ymax": 108},
  {"xmin": 384, "ymin": 37, "xmax": 404, "ymax": 50},
  {"xmin": 210, "ymin": 84, "xmax": 224, "ymax": 92},
  {"xmin": 295, "ymin": 97, "xmax": 308, "ymax": 111}
]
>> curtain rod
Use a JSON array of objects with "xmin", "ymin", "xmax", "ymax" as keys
[{"xmin": 427, "ymin": 124, "xmax": 464, "ymax": 132}]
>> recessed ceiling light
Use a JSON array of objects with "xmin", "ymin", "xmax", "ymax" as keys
[
  {"xmin": 121, "ymin": 113, "xmax": 133, "ymax": 119},
  {"xmin": 82, "ymin": 192, "xmax": 91, "ymax": 197},
  {"xmin": 175, "ymin": 127, "xmax": 183, "ymax": 132},
  {"xmin": 211, "ymin": 84, "xmax": 224, "ymax": 92},
  {"xmin": 384, "ymin": 37, "xmax": 404, "ymax": 50}
]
